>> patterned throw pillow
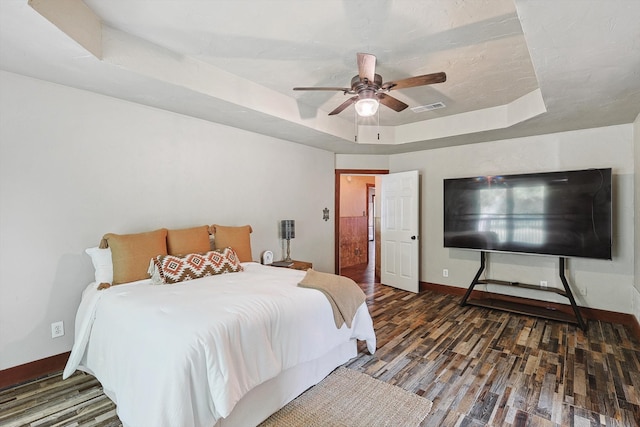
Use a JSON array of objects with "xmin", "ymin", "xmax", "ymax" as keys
[{"xmin": 149, "ymin": 247, "xmax": 243, "ymax": 285}]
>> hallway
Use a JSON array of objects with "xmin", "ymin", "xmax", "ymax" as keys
[{"xmin": 340, "ymin": 241, "xmax": 376, "ymax": 291}]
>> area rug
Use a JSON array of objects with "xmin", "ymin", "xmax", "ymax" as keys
[{"xmin": 258, "ymin": 367, "xmax": 432, "ymax": 427}]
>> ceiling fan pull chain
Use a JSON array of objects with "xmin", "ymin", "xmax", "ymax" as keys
[{"xmin": 354, "ymin": 109, "xmax": 358, "ymax": 142}]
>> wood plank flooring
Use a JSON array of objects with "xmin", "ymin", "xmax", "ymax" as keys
[
  {"xmin": 0, "ymin": 372, "xmax": 119, "ymax": 427},
  {"xmin": 342, "ymin": 262, "xmax": 640, "ymax": 426},
  {"xmin": 2, "ymin": 262, "xmax": 639, "ymax": 426}
]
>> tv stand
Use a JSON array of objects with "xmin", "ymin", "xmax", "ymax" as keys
[{"xmin": 460, "ymin": 251, "xmax": 587, "ymax": 330}]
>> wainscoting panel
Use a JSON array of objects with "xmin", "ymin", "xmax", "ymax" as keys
[{"xmin": 340, "ymin": 216, "xmax": 368, "ymax": 268}]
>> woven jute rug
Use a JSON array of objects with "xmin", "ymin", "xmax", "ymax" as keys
[{"xmin": 258, "ymin": 367, "xmax": 432, "ymax": 427}]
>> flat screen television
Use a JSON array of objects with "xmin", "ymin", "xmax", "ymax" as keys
[{"xmin": 443, "ymin": 168, "xmax": 612, "ymax": 260}]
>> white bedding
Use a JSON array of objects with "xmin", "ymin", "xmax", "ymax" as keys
[{"xmin": 63, "ymin": 262, "xmax": 376, "ymax": 427}]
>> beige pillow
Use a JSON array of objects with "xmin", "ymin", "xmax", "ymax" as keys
[
  {"xmin": 211, "ymin": 224, "xmax": 253, "ymax": 262},
  {"xmin": 167, "ymin": 225, "xmax": 210, "ymax": 255},
  {"xmin": 103, "ymin": 228, "xmax": 168, "ymax": 285}
]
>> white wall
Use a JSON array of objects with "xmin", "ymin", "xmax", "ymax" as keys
[
  {"xmin": 389, "ymin": 125, "xmax": 635, "ymax": 314},
  {"xmin": 634, "ymin": 113, "xmax": 640, "ymax": 323},
  {"xmin": 335, "ymin": 154, "xmax": 389, "ymax": 171},
  {"xmin": 340, "ymin": 126, "xmax": 638, "ymax": 317},
  {"xmin": 0, "ymin": 71, "xmax": 335, "ymax": 370}
]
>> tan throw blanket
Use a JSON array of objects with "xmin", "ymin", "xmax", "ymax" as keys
[{"xmin": 298, "ymin": 269, "xmax": 366, "ymax": 328}]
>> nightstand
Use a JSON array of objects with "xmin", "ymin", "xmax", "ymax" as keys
[
  {"xmin": 271, "ymin": 260, "xmax": 312, "ymax": 271},
  {"xmin": 289, "ymin": 260, "xmax": 312, "ymax": 271}
]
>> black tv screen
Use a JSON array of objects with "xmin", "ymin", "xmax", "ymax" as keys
[{"xmin": 443, "ymin": 168, "xmax": 612, "ymax": 260}]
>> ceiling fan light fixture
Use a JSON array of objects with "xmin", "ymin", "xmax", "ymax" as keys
[
  {"xmin": 294, "ymin": 53, "xmax": 445, "ymax": 117},
  {"xmin": 355, "ymin": 97, "xmax": 379, "ymax": 117}
]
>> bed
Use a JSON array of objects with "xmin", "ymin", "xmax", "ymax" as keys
[{"xmin": 63, "ymin": 259, "xmax": 376, "ymax": 427}]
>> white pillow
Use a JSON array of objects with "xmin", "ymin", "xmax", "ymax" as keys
[
  {"xmin": 85, "ymin": 246, "xmax": 113, "ymax": 284},
  {"xmin": 148, "ymin": 258, "xmax": 163, "ymax": 285}
]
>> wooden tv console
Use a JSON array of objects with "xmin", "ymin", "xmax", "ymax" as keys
[{"xmin": 460, "ymin": 251, "xmax": 587, "ymax": 331}]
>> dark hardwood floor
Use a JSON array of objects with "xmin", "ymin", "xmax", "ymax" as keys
[
  {"xmin": 2, "ymin": 257, "xmax": 639, "ymax": 426},
  {"xmin": 341, "ymin": 258, "xmax": 640, "ymax": 426}
]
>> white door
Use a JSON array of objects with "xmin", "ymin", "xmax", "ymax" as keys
[{"xmin": 381, "ymin": 170, "xmax": 420, "ymax": 293}]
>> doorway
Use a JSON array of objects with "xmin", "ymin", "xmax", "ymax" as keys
[
  {"xmin": 367, "ymin": 184, "xmax": 375, "ymax": 242},
  {"xmin": 334, "ymin": 169, "xmax": 388, "ymax": 278}
]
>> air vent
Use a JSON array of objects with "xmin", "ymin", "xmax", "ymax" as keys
[{"xmin": 411, "ymin": 102, "xmax": 446, "ymax": 113}]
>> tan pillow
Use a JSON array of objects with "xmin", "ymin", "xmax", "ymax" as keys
[
  {"xmin": 167, "ymin": 225, "xmax": 210, "ymax": 255},
  {"xmin": 103, "ymin": 228, "xmax": 168, "ymax": 285},
  {"xmin": 211, "ymin": 224, "xmax": 253, "ymax": 262}
]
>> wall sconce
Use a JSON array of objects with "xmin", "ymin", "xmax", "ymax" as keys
[
  {"xmin": 323, "ymin": 208, "xmax": 330, "ymax": 221},
  {"xmin": 280, "ymin": 219, "xmax": 295, "ymax": 262}
]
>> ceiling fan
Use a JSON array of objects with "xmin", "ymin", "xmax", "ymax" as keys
[{"xmin": 293, "ymin": 53, "xmax": 446, "ymax": 117}]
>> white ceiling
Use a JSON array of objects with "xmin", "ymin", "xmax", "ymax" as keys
[{"xmin": 1, "ymin": 0, "xmax": 639, "ymax": 154}]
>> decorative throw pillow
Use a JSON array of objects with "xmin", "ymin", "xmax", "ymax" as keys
[
  {"xmin": 211, "ymin": 224, "xmax": 253, "ymax": 262},
  {"xmin": 167, "ymin": 225, "xmax": 211, "ymax": 255},
  {"xmin": 102, "ymin": 228, "xmax": 168, "ymax": 285},
  {"xmin": 149, "ymin": 247, "xmax": 243, "ymax": 285},
  {"xmin": 85, "ymin": 246, "xmax": 113, "ymax": 285}
]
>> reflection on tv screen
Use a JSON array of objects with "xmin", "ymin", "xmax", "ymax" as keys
[{"xmin": 443, "ymin": 169, "xmax": 612, "ymax": 260}]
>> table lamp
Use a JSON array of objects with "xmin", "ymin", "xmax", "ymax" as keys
[{"xmin": 280, "ymin": 220, "xmax": 295, "ymax": 262}]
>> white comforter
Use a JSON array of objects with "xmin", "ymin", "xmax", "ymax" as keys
[{"xmin": 63, "ymin": 262, "xmax": 376, "ymax": 427}]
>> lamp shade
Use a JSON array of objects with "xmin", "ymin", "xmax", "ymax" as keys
[
  {"xmin": 354, "ymin": 97, "xmax": 379, "ymax": 117},
  {"xmin": 280, "ymin": 220, "xmax": 295, "ymax": 239}
]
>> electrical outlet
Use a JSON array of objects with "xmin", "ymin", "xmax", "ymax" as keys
[
  {"xmin": 443, "ymin": 269, "xmax": 449, "ymax": 278},
  {"xmin": 540, "ymin": 280, "xmax": 548, "ymax": 288},
  {"xmin": 51, "ymin": 321, "xmax": 64, "ymax": 338}
]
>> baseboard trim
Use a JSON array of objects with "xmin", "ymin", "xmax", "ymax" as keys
[
  {"xmin": 420, "ymin": 281, "xmax": 640, "ymax": 339},
  {"xmin": 0, "ymin": 351, "xmax": 70, "ymax": 390}
]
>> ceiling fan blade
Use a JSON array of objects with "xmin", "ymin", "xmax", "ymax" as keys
[
  {"xmin": 293, "ymin": 87, "xmax": 352, "ymax": 92},
  {"xmin": 328, "ymin": 96, "xmax": 358, "ymax": 115},
  {"xmin": 357, "ymin": 53, "xmax": 376, "ymax": 83},
  {"xmin": 378, "ymin": 93, "xmax": 409, "ymax": 112},
  {"xmin": 382, "ymin": 72, "xmax": 447, "ymax": 91}
]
